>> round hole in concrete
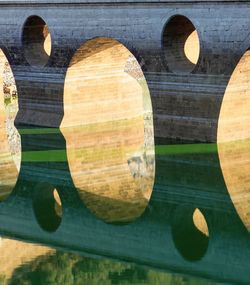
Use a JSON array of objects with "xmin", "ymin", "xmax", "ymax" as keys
[
  {"xmin": 172, "ymin": 207, "xmax": 209, "ymax": 261},
  {"xmin": 162, "ymin": 15, "xmax": 200, "ymax": 73},
  {"xmin": 33, "ymin": 183, "xmax": 62, "ymax": 232},
  {"xmin": 0, "ymin": 49, "xmax": 21, "ymax": 202},
  {"xmin": 22, "ymin": 15, "xmax": 52, "ymax": 67}
]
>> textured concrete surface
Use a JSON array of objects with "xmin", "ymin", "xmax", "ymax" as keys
[
  {"xmin": 0, "ymin": 1, "xmax": 247, "ymax": 141},
  {"xmin": 61, "ymin": 37, "xmax": 155, "ymax": 222},
  {"xmin": 217, "ymin": 50, "xmax": 250, "ymax": 231},
  {"xmin": 0, "ymin": 1, "xmax": 248, "ymax": 284}
]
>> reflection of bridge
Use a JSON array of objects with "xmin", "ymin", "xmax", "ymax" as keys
[
  {"xmin": 1, "ymin": 146, "xmax": 250, "ymax": 284},
  {"xmin": 0, "ymin": 1, "xmax": 249, "ymax": 284}
]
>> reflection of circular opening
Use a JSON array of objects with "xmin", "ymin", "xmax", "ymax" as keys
[
  {"xmin": 53, "ymin": 189, "xmax": 62, "ymax": 218},
  {"xmin": 193, "ymin": 208, "xmax": 209, "ymax": 237},
  {"xmin": 22, "ymin": 15, "xmax": 52, "ymax": 67},
  {"xmin": 217, "ymin": 48, "xmax": 250, "ymax": 232},
  {"xmin": 61, "ymin": 37, "xmax": 155, "ymax": 224},
  {"xmin": 0, "ymin": 49, "xmax": 21, "ymax": 202},
  {"xmin": 33, "ymin": 184, "xmax": 62, "ymax": 232},
  {"xmin": 172, "ymin": 207, "xmax": 209, "ymax": 261},
  {"xmin": 162, "ymin": 15, "xmax": 200, "ymax": 73}
]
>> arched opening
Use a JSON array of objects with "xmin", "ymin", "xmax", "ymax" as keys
[
  {"xmin": 33, "ymin": 183, "xmax": 62, "ymax": 232},
  {"xmin": 217, "ymin": 49, "xmax": 250, "ymax": 232},
  {"xmin": 162, "ymin": 15, "xmax": 200, "ymax": 73},
  {"xmin": 22, "ymin": 15, "xmax": 52, "ymax": 67},
  {"xmin": 0, "ymin": 49, "xmax": 21, "ymax": 202},
  {"xmin": 61, "ymin": 37, "xmax": 155, "ymax": 223},
  {"xmin": 172, "ymin": 207, "xmax": 209, "ymax": 261}
]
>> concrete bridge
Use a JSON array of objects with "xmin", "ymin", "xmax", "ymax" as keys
[
  {"xmin": 0, "ymin": 0, "xmax": 248, "ymax": 141},
  {"xmin": 0, "ymin": 0, "xmax": 249, "ymax": 284}
]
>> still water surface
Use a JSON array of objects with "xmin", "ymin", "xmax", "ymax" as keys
[{"xmin": 0, "ymin": 237, "xmax": 228, "ymax": 285}]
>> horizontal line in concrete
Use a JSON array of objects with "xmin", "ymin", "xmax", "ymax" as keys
[{"xmin": 0, "ymin": 0, "xmax": 247, "ymax": 5}]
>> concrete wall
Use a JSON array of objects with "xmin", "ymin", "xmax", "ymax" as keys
[{"xmin": 0, "ymin": 1, "xmax": 248, "ymax": 142}]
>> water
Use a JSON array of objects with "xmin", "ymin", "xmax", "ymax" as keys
[
  {"xmin": 0, "ymin": 237, "xmax": 227, "ymax": 285},
  {"xmin": 0, "ymin": 41, "xmax": 248, "ymax": 284}
]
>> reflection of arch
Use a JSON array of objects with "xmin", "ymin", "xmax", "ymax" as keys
[
  {"xmin": 217, "ymin": 48, "xmax": 250, "ymax": 232},
  {"xmin": 22, "ymin": 15, "xmax": 52, "ymax": 67},
  {"xmin": 162, "ymin": 15, "xmax": 200, "ymax": 73},
  {"xmin": 172, "ymin": 206, "xmax": 209, "ymax": 261},
  {"xmin": 61, "ymin": 37, "xmax": 155, "ymax": 223},
  {"xmin": 33, "ymin": 183, "xmax": 62, "ymax": 232},
  {"xmin": 0, "ymin": 49, "xmax": 20, "ymax": 202}
]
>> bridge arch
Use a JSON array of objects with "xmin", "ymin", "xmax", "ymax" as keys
[
  {"xmin": 61, "ymin": 37, "xmax": 155, "ymax": 224},
  {"xmin": 217, "ymin": 48, "xmax": 250, "ymax": 232},
  {"xmin": 0, "ymin": 48, "xmax": 21, "ymax": 202}
]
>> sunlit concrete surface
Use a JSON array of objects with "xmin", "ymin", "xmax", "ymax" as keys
[
  {"xmin": 217, "ymin": 49, "xmax": 250, "ymax": 232},
  {"xmin": 184, "ymin": 30, "xmax": 200, "ymax": 65},
  {"xmin": 0, "ymin": 50, "xmax": 20, "ymax": 201}
]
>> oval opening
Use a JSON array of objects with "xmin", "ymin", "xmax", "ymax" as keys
[
  {"xmin": 217, "ymin": 48, "xmax": 250, "ymax": 232},
  {"xmin": 0, "ymin": 49, "xmax": 21, "ymax": 202},
  {"xmin": 33, "ymin": 183, "xmax": 62, "ymax": 232},
  {"xmin": 22, "ymin": 15, "xmax": 52, "ymax": 67},
  {"xmin": 162, "ymin": 15, "xmax": 200, "ymax": 73},
  {"xmin": 61, "ymin": 37, "xmax": 155, "ymax": 224},
  {"xmin": 172, "ymin": 207, "xmax": 209, "ymax": 261}
]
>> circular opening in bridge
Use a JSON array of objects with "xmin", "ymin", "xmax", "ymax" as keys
[
  {"xmin": 33, "ymin": 183, "xmax": 62, "ymax": 232},
  {"xmin": 172, "ymin": 207, "xmax": 209, "ymax": 261},
  {"xmin": 217, "ymin": 48, "xmax": 250, "ymax": 232},
  {"xmin": 0, "ymin": 49, "xmax": 21, "ymax": 202},
  {"xmin": 162, "ymin": 15, "xmax": 200, "ymax": 73},
  {"xmin": 22, "ymin": 15, "xmax": 52, "ymax": 67},
  {"xmin": 61, "ymin": 37, "xmax": 155, "ymax": 224}
]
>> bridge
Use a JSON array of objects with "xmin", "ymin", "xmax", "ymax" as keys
[{"xmin": 0, "ymin": 0, "xmax": 249, "ymax": 284}]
